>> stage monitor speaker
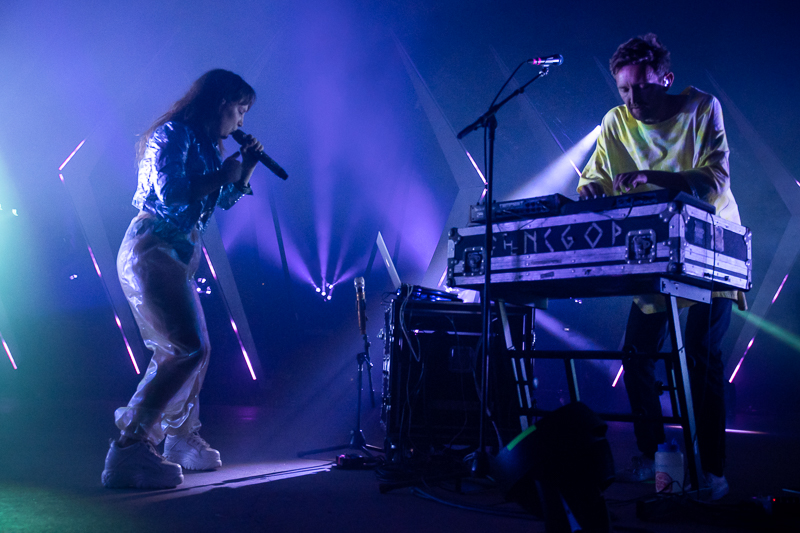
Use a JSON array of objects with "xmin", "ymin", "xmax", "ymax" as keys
[
  {"xmin": 381, "ymin": 298, "xmax": 533, "ymax": 456},
  {"xmin": 494, "ymin": 401, "xmax": 614, "ymax": 532}
]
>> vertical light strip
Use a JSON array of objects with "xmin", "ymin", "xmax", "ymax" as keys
[
  {"xmin": 728, "ymin": 274, "xmax": 791, "ymax": 383},
  {"xmin": 464, "ymin": 150, "xmax": 487, "ymax": 184},
  {"xmin": 87, "ymin": 245, "xmax": 102, "ymax": 278},
  {"xmin": 114, "ymin": 313, "xmax": 140, "ymax": 374},
  {"xmin": 1, "ymin": 332, "xmax": 17, "ymax": 369},
  {"xmin": 611, "ymin": 364, "xmax": 624, "ymax": 387},
  {"xmin": 231, "ymin": 318, "xmax": 257, "ymax": 380},
  {"xmin": 772, "ymin": 274, "xmax": 789, "ymax": 304},
  {"xmin": 202, "ymin": 246, "xmax": 218, "ymax": 281},
  {"xmin": 729, "ymin": 338, "xmax": 754, "ymax": 383},
  {"xmin": 203, "ymin": 246, "xmax": 256, "ymax": 380},
  {"xmin": 58, "ymin": 139, "xmax": 86, "ymax": 171},
  {"xmin": 438, "ymin": 267, "xmax": 448, "ymax": 288},
  {"xmin": 59, "ymin": 139, "xmax": 140, "ymax": 374}
]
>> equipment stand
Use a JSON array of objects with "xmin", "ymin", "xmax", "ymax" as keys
[
  {"xmin": 518, "ymin": 278, "xmax": 710, "ymax": 497},
  {"xmin": 298, "ymin": 326, "xmax": 382, "ymax": 458},
  {"xmin": 456, "ymin": 64, "xmax": 551, "ymax": 476}
]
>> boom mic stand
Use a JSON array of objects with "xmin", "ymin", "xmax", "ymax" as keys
[
  {"xmin": 456, "ymin": 62, "xmax": 552, "ymax": 476},
  {"xmin": 298, "ymin": 277, "xmax": 383, "ymax": 458}
]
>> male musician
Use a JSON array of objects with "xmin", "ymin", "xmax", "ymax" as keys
[{"xmin": 578, "ymin": 34, "xmax": 743, "ymax": 500}]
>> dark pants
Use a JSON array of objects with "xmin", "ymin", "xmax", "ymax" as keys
[{"xmin": 622, "ymin": 299, "xmax": 731, "ymax": 477}]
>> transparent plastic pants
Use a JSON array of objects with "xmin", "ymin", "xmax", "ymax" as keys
[{"xmin": 114, "ymin": 212, "xmax": 210, "ymax": 445}]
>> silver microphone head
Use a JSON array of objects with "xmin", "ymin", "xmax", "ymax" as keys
[{"xmin": 354, "ymin": 277, "xmax": 365, "ymax": 291}]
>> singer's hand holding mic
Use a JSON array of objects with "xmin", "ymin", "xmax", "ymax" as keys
[
  {"xmin": 234, "ymin": 131, "xmax": 264, "ymax": 170},
  {"xmin": 231, "ymin": 129, "xmax": 289, "ymax": 180}
]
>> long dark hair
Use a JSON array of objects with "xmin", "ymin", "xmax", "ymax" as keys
[{"xmin": 137, "ymin": 69, "xmax": 256, "ymax": 161}]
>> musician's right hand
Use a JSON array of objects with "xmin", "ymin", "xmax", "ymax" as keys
[{"xmin": 578, "ymin": 182, "xmax": 605, "ymax": 199}]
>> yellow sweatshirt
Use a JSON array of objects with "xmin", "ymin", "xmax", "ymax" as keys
[{"xmin": 579, "ymin": 86, "xmax": 744, "ymax": 312}]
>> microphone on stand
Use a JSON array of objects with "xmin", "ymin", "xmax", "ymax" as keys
[
  {"xmin": 528, "ymin": 54, "xmax": 564, "ymax": 66},
  {"xmin": 231, "ymin": 130, "xmax": 289, "ymax": 180},
  {"xmin": 355, "ymin": 277, "xmax": 367, "ymax": 335}
]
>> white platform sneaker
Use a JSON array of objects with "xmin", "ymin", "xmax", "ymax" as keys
[
  {"xmin": 102, "ymin": 439, "xmax": 184, "ymax": 489},
  {"xmin": 163, "ymin": 432, "xmax": 222, "ymax": 471}
]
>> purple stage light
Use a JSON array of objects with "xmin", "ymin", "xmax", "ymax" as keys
[
  {"xmin": 438, "ymin": 267, "xmax": 447, "ymax": 288},
  {"xmin": 666, "ymin": 425, "xmax": 767, "ymax": 435},
  {"xmin": 114, "ymin": 313, "xmax": 140, "ymax": 374},
  {"xmin": 335, "ymin": 265, "xmax": 363, "ymax": 286},
  {"xmin": 1, "ymin": 332, "xmax": 17, "ymax": 370},
  {"xmin": 56, "ymin": 141, "xmax": 98, "ymax": 291},
  {"xmin": 316, "ymin": 280, "xmax": 336, "ymax": 301},
  {"xmin": 201, "ymin": 245, "xmax": 256, "ymax": 379},
  {"xmin": 230, "ymin": 318, "xmax": 257, "ymax": 381},
  {"xmin": 59, "ymin": 140, "xmax": 144, "ymax": 375},
  {"xmin": 87, "ymin": 245, "xmax": 102, "ymax": 278},
  {"xmin": 772, "ymin": 274, "xmax": 789, "ymax": 304},
  {"xmin": 465, "ymin": 150, "xmax": 486, "ymax": 184},
  {"xmin": 729, "ymin": 337, "xmax": 754, "ymax": 383},
  {"xmin": 58, "ymin": 140, "xmax": 85, "ymax": 171},
  {"xmin": 202, "ymin": 246, "xmax": 218, "ymax": 281},
  {"xmin": 612, "ymin": 364, "xmax": 624, "ymax": 387}
]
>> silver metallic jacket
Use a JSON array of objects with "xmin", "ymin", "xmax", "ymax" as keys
[{"xmin": 132, "ymin": 121, "xmax": 250, "ymax": 233}]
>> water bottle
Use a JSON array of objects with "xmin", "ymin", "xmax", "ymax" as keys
[{"xmin": 655, "ymin": 440, "xmax": 684, "ymax": 493}]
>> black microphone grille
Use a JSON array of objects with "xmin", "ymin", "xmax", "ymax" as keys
[{"xmin": 231, "ymin": 130, "xmax": 246, "ymax": 143}]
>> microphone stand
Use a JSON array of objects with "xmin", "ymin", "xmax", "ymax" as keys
[
  {"xmin": 298, "ymin": 284, "xmax": 382, "ymax": 459},
  {"xmin": 456, "ymin": 66, "xmax": 550, "ymax": 477}
]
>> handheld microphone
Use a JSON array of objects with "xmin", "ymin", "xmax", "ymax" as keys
[
  {"xmin": 528, "ymin": 54, "xmax": 564, "ymax": 66},
  {"xmin": 231, "ymin": 130, "xmax": 288, "ymax": 180},
  {"xmin": 354, "ymin": 277, "xmax": 367, "ymax": 335}
]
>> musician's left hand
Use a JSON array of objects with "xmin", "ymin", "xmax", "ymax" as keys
[
  {"xmin": 613, "ymin": 171, "xmax": 650, "ymax": 193},
  {"xmin": 614, "ymin": 170, "xmax": 690, "ymax": 194}
]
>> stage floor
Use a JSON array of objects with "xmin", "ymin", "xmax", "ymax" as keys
[{"xmin": 0, "ymin": 397, "xmax": 797, "ymax": 532}]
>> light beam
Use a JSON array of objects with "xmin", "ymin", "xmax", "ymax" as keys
[{"xmin": 1, "ymin": 332, "xmax": 17, "ymax": 370}]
